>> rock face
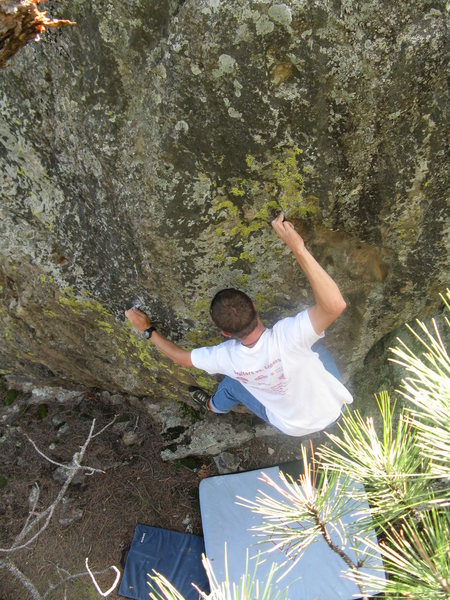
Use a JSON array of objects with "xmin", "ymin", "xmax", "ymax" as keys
[{"xmin": 0, "ymin": 1, "xmax": 448, "ymax": 408}]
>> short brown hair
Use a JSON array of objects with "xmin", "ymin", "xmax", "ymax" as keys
[{"xmin": 210, "ymin": 288, "xmax": 258, "ymax": 339}]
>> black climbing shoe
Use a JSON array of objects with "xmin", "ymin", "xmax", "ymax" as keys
[{"xmin": 188, "ymin": 386, "xmax": 211, "ymax": 410}]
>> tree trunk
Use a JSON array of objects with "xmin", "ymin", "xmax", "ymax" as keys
[{"xmin": 0, "ymin": 0, "xmax": 74, "ymax": 69}]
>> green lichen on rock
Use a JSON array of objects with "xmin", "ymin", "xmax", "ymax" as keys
[
  {"xmin": 273, "ymin": 146, "xmax": 304, "ymax": 209},
  {"xmin": 58, "ymin": 290, "xmax": 112, "ymax": 319},
  {"xmin": 272, "ymin": 147, "xmax": 322, "ymax": 221},
  {"xmin": 210, "ymin": 146, "xmax": 322, "ymax": 262}
]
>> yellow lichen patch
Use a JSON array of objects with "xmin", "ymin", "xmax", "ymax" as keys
[
  {"xmin": 194, "ymin": 374, "xmax": 217, "ymax": 394},
  {"xmin": 273, "ymin": 146, "xmax": 304, "ymax": 208},
  {"xmin": 117, "ymin": 321, "xmax": 156, "ymax": 369},
  {"xmin": 230, "ymin": 186, "xmax": 245, "ymax": 197},
  {"xmin": 245, "ymin": 154, "xmax": 256, "ymax": 168},
  {"xmin": 272, "ymin": 147, "xmax": 323, "ymax": 221},
  {"xmin": 253, "ymin": 199, "xmax": 280, "ymax": 222},
  {"xmin": 39, "ymin": 274, "xmax": 54, "ymax": 285},
  {"xmin": 210, "ymin": 145, "xmax": 322, "ymax": 249},
  {"xmin": 230, "ymin": 220, "xmax": 263, "ymax": 238},
  {"xmin": 115, "ymin": 322, "xmax": 202, "ymax": 393},
  {"xmin": 239, "ymin": 251, "xmax": 255, "ymax": 263},
  {"xmin": 58, "ymin": 296, "xmax": 82, "ymax": 314},
  {"xmin": 211, "ymin": 152, "xmax": 225, "ymax": 166},
  {"xmin": 213, "ymin": 199, "xmax": 240, "ymax": 218},
  {"xmin": 203, "ymin": 147, "xmax": 323, "ymax": 324},
  {"xmin": 57, "ymin": 290, "xmax": 130, "ymax": 357},
  {"xmin": 255, "ymin": 289, "xmax": 279, "ymax": 314},
  {"xmin": 58, "ymin": 289, "xmax": 113, "ymax": 319},
  {"xmin": 297, "ymin": 194, "xmax": 322, "ymax": 220},
  {"xmin": 97, "ymin": 320, "xmax": 114, "ymax": 334},
  {"xmin": 237, "ymin": 273, "xmax": 249, "ymax": 286},
  {"xmin": 59, "ymin": 295, "xmax": 106, "ymax": 317}
]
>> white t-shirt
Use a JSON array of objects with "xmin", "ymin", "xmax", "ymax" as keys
[{"xmin": 191, "ymin": 310, "xmax": 353, "ymax": 436}]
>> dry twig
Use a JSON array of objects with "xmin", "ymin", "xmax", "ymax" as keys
[{"xmin": 0, "ymin": 416, "xmax": 118, "ymax": 599}]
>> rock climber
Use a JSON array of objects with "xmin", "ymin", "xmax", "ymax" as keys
[{"xmin": 125, "ymin": 212, "xmax": 353, "ymax": 436}]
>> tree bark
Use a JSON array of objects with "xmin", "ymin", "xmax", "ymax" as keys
[{"xmin": 0, "ymin": 0, "xmax": 74, "ymax": 69}]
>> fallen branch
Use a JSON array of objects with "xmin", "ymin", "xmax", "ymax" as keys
[
  {"xmin": 0, "ymin": 557, "xmax": 42, "ymax": 600},
  {"xmin": 0, "ymin": 416, "xmax": 117, "ymax": 598},
  {"xmin": 43, "ymin": 565, "xmax": 118, "ymax": 599},
  {"xmin": 85, "ymin": 558, "xmax": 121, "ymax": 598}
]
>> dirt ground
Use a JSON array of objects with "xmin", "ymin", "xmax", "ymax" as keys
[{"xmin": 0, "ymin": 387, "xmax": 308, "ymax": 600}]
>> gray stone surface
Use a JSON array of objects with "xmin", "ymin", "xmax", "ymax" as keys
[
  {"xmin": 214, "ymin": 451, "xmax": 242, "ymax": 474},
  {"xmin": 0, "ymin": 1, "xmax": 448, "ymax": 422},
  {"xmin": 59, "ymin": 508, "xmax": 84, "ymax": 527},
  {"xmin": 30, "ymin": 386, "xmax": 84, "ymax": 404},
  {"xmin": 52, "ymin": 466, "xmax": 85, "ymax": 486},
  {"xmin": 143, "ymin": 395, "xmax": 275, "ymax": 459},
  {"xmin": 58, "ymin": 497, "xmax": 84, "ymax": 526},
  {"xmin": 160, "ymin": 417, "xmax": 275, "ymax": 460}
]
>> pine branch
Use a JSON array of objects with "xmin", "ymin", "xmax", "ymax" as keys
[
  {"xmin": 408, "ymin": 522, "xmax": 450, "ymax": 595},
  {"xmin": 318, "ymin": 394, "xmax": 432, "ymax": 530},
  {"xmin": 310, "ymin": 504, "xmax": 368, "ymax": 600},
  {"xmin": 238, "ymin": 446, "xmax": 368, "ymax": 592},
  {"xmin": 390, "ymin": 308, "xmax": 450, "ymax": 480}
]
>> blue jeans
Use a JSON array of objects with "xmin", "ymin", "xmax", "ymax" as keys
[{"xmin": 209, "ymin": 343, "xmax": 342, "ymax": 423}]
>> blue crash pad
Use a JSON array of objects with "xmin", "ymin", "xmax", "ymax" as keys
[
  {"xmin": 118, "ymin": 524, "xmax": 209, "ymax": 599},
  {"xmin": 200, "ymin": 464, "xmax": 385, "ymax": 599}
]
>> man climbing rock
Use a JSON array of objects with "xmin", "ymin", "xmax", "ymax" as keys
[{"xmin": 125, "ymin": 213, "xmax": 352, "ymax": 437}]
